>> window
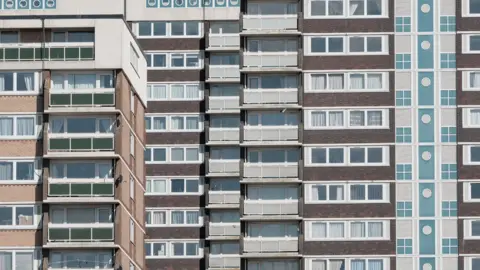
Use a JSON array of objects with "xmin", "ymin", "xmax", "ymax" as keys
[
  {"xmin": 210, "ymin": 242, "xmax": 239, "ymax": 255},
  {"xmin": 441, "ymin": 127, "xmax": 456, "ymax": 142},
  {"xmin": 130, "ymin": 44, "xmax": 139, "ymax": 72},
  {"xmin": 466, "ymin": 35, "xmax": 480, "ymax": 53},
  {"xmin": 396, "ymin": 90, "xmax": 412, "ymax": 106},
  {"xmin": 248, "ymin": 260, "xmax": 298, "ymax": 270},
  {"xmin": 442, "ymin": 201, "xmax": 457, "ymax": 217},
  {"xmin": 441, "ymin": 164, "xmax": 457, "ymax": 180},
  {"xmin": 395, "ymin": 17, "xmax": 411, "ymax": 32},
  {"xmin": 130, "ymin": 219, "xmax": 134, "ymax": 243},
  {"xmin": 309, "ymin": 258, "xmax": 386, "ymax": 270},
  {"xmin": 247, "ymin": 112, "xmax": 298, "ymax": 126},
  {"xmin": 247, "ymin": 223, "xmax": 298, "ymax": 237},
  {"xmin": 210, "ymin": 22, "xmax": 239, "ymax": 34},
  {"xmin": 0, "ymin": 71, "xmax": 38, "ymax": 93},
  {"xmin": 246, "ymin": 185, "xmax": 298, "ymax": 200},
  {"xmin": 307, "ymin": 72, "xmax": 387, "ymax": 92},
  {"xmin": 130, "ymin": 133, "xmax": 135, "ymax": 156},
  {"xmin": 145, "ymin": 114, "xmax": 203, "ymax": 132},
  {"xmin": 308, "ymin": 0, "xmax": 385, "ymax": 17},
  {"xmin": 50, "ymin": 161, "xmax": 112, "ymax": 179},
  {"xmin": 465, "ymin": 220, "xmax": 480, "ymax": 239},
  {"xmin": 51, "ymin": 72, "xmax": 114, "ymax": 89},
  {"xmin": 396, "ymin": 164, "xmax": 412, "ymax": 180},
  {"xmin": 440, "ymin": 53, "xmax": 456, "ymax": 68},
  {"xmin": 440, "ymin": 90, "xmax": 456, "ymax": 106},
  {"xmin": 307, "ymin": 146, "xmax": 389, "ymax": 166},
  {"xmin": 307, "ymin": 220, "xmax": 388, "ymax": 240},
  {"xmin": 210, "ymin": 53, "xmax": 239, "ymax": 66},
  {"xmin": 395, "ymin": 54, "xmax": 412, "ymax": 69},
  {"xmin": 210, "ymin": 84, "xmax": 241, "ymax": 97},
  {"xmin": 396, "ymin": 127, "xmax": 412, "ymax": 143},
  {"xmin": 130, "ymin": 177, "xmax": 135, "ymax": 199},
  {"xmin": 247, "ymin": 2, "xmax": 297, "ymax": 15},
  {"xmin": 145, "ymin": 241, "xmax": 202, "ymax": 258},
  {"xmin": 0, "ymin": 205, "xmax": 39, "ymax": 227},
  {"xmin": 442, "ymin": 238, "xmax": 458, "ymax": 254},
  {"xmin": 397, "ymin": 239, "xmax": 413, "ymax": 254},
  {"xmin": 210, "ymin": 211, "xmax": 240, "ymax": 223},
  {"xmin": 467, "ymin": 71, "xmax": 480, "ymax": 90},
  {"xmin": 466, "ymin": 183, "xmax": 480, "ymax": 201},
  {"xmin": 0, "ymin": 115, "xmax": 42, "ymax": 138},
  {"xmin": 146, "ymin": 52, "xmax": 203, "ymax": 69},
  {"xmin": 464, "ymin": 146, "xmax": 480, "ymax": 164},
  {"xmin": 130, "ymin": 89, "xmax": 135, "ymax": 112},
  {"xmin": 247, "ymin": 75, "xmax": 298, "ymax": 89},
  {"xmin": 130, "ymin": 263, "xmax": 134, "ymax": 270},
  {"xmin": 49, "ymin": 117, "xmax": 114, "ymax": 134},
  {"xmin": 247, "ymin": 149, "xmax": 299, "ymax": 163},
  {"xmin": 0, "ymin": 250, "xmax": 41, "ymax": 270},
  {"xmin": 210, "ymin": 148, "xmax": 240, "ymax": 161},
  {"xmin": 0, "ymin": 159, "xmax": 40, "ymax": 182},
  {"xmin": 440, "ymin": 16, "xmax": 455, "ymax": 32},
  {"xmin": 147, "ymin": 83, "xmax": 203, "ymax": 101},
  {"xmin": 397, "ymin": 201, "xmax": 413, "ymax": 217},
  {"xmin": 0, "ymin": 31, "xmax": 19, "ymax": 43},
  {"xmin": 137, "ymin": 21, "xmax": 202, "ymax": 37},
  {"xmin": 145, "ymin": 146, "xmax": 203, "ymax": 163},
  {"xmin": 210, "ymin": 179, "xmax": 240, "ymax": 192},
  {"xmin": 146, "ymin": 178, "xmax": 202, "ymax": 195},
  {"xmin": 307, "ymin": 35, "xmax": 387, "ymax": 54},
  {"xmin": 246, "ymin": 39, "xmax": 297, "ymax": 52},
  {"xmin": 210, "ymin": 116, "xmax": 240, "ymax": 128},
  {"xmin": 52, "ymin": 31, "xmax": 94, "ymax": 42},
  {"xmin": 471, "ymin": 258, "xmax": 480, "ymax": 270},
  {"xmin": 306, "ymin": 109, "xmax": 388, "ymax": 129},
  {"xmin": 307, "ymin": 183, "xmax": 388, "ymax": 203},
  {"xmin": 50, "ymin": 207, "xmax": 112, "ymax": 224},
  {"xmin": 146, "ymin": 209, "xmax": 202, "ymax": 227}
]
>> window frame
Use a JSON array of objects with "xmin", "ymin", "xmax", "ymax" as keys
[
  {"xmin": 306, "ymin": 35, "xmax": 389, "ymax": 55},
  {"xmin": 50, "ymin": 71, "xmax": 114, "ymax": 90},
  {"xmin": 136, "ymin": 21, "xmax": 203, "ymax": 38},
  {"xmin": 0, "ymin": 204, "xmax": 41, "ymax": 229},
  {"xmin": 305, "ymin": 72, "xmax": 389, "ymax": 92},
  {"xmin": 0, "ymin": 114, "xmax": 42, "ymax": 139},
  {"xmin": 145, "ymin": 208, "xmax": 203, "ymax": 227},
  {"xmin": 306, "ymin": 146, "xmax": 390, "ymax": 166},
  {"xmin": 145, "ymin": 114, "xmax": 204, "ymax": 132},
  {"xmin": 245, "ymin": 39, "xmax": 298, "ymax": 53},
  {"xmin": 49, "ymin": 206, "xmax": 113, "ymax": 225},
  {"xmin": 146, "ymin": 177, "xmax": 203, "ymax": 195},
  {"xmin": 463, "ymin": 108, "xmax": 480, "ymax": 128},
  {"xmin": 49, "ymin": 160, "xmax": 113, "ymax": 181},
  {"xmin": 0, "ymin": 158, "xmax": 42, "ymax": 183},
  {"xmin": 464, "ymin": 71, "xmax": 480, "ymax": 91},
  {"xmin": 304, "ymin": 108, "xmax": 389, "ymax": 129},
  {"xmin": 305, "ymin": 182, "xmax": 390, "ymax": 204},
  {"xmin": 464, "ymin": 182, "xmax": 480, "ymax": 202},
  {"xmin": 246, "ymin": 148, "xmax": 299, "ymax": 164},
  {"xmin": 145, "ymin": 145, "xmax": 204, "ymax": 164},
  {"xmin": 0, "ymin": 71, "xmax": 41, "ymax": 94},
  {"xmin": 464, "ymin": 219, "xmax": 480, "ymax": 239},
  {"xmin": 464, "ymin": 145, "xmax": 480, "ymax": 165},
  {"xmin": 305, "ymin": 220, "xmax": 390, "ymax": 241},
  {"xmin": 464, "ymin": 34, "xmax": 480, "ymax": 53},
  {"xmin": 0, "ymin": 249, "xmax": 42, "ymax": 270},
  {"xmin": 145, "ymin": 51, "xmax": 203, "ymax": 69},
  {"xmin": 306, "ymin": 258, "xmax": 389, "ymax": 270},
  {"xmin": 48, "ymin": 116, "xmax": 115, "ymax": 135},
  {"xmin": 307, "ymin": 0, "xmax": 388, "ymax": 18},
  {"xmin": 147, "ymin": 82, "xmax": 204, "ymax": 101},
  {"xmin": 145, "ymin": 240, "xmax": 203, "ymax": 259}
]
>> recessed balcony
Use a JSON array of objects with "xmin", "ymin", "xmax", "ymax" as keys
[
  {"xmin": 207, "ymin": 33, "xmax": 240, "ymax": 50},
  {"xmin": 243, "ymin": 88, "xmax": 298, "ymax": 106},
  {"xmin": 49, "ymin": 89, "xmax": 115, "ymax": 108},
  {"xmin": 208, "ymin": 223, "xmax": 241, "ymax": 238},
  {"xmin": 243, "ymin": 200, "xmax": 299, "ymax": 216},
  {"xmin": 242, "ymin": 15, "xmax": 299, "ymax": 34},
  {"xmin": 243, "ymin": 238, "xmax": 298, "ymax": 254},
  {"xmin": 48, "ymin": 225, "xmax": 114, "ymax": 243},
  {"xmin": 48, "ymin": 182, "xmax": 114, "ymax": 197},
  {"xmin": 209, "ymin": 255, "xmax": 241, "ymax": 269},
  {"xmin": 243, "ymin": 126, "xmax": 299, "ymax": 144},
  {"xmin": 0, "ymin": 43, "xmax": 94, "ymax": 62}
]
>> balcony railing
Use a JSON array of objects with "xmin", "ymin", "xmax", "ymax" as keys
[
  {"xmin": 208, "ymin": 34, "xmax": 240, "ymax": 49},
  {"xmin": 208, "ymin": 66, "xmax": 240, "ymax": 81},
  {"xmin": 209, "ymin": 256, "xmax": 241, "ymax": 269},
  {"xmin": 0, "ymin": 42, "xmax": 95, "ymax": 61},
  {"xmin": 243, "ymin": 163, "xmax": 298, "ymax": 178},
  {"xmin": 208, "ymin": 160, "xmax": 240, "ymax": 174},
  {"xmin": 48, "ymin": 225, "xmax": 114, "ymax": 242},
  {"xmin": 48, "ymin": 136, "xmax": 114, "ymax": 152},
  {"xmin": 208, "ymin": 223, "xmax": 240, "ymax": 237},
  {"xmin": 243, "ymin": 238, "xmax": 298, "ymax": 253},
  {"xmin": 243, "ymin": 89, "xmax": 298, "ymax": 105},
  {"xmin": 243, "ymin": 201, "xmax": 298, "ymax": 215},
  {"xmin": 243, "ymin": 15, "xmax": 298, "ymax": 31},
  {"xmin": 50, "ymin": 89, "xmax": 115, "ymax": 107},
  {"xmin": 208, "ymin": 192, "xmax": 240, "ymax": 205},
  {"xmin": 208, "ymin": 128, "xmax": 240, "ymax": 142},
  {"xmin": 243, "ymin": 53, "xmax": 298, "ymax": 68},
  {"xmin": 208, "ymin": 96, "xmax": 240, "ymax": 111},
  {"xmin": 48, "ymin": 182, "xmax": 114, "ymax": 197},
  {"xmin": 243, "ymin": 127, "xmax": 299, "ymax": 142}
]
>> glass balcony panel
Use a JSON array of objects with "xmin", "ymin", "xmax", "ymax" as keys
[
  {"xmin": 65, "ymin": 48, "xmax": 80, "ymax": 60},
  {"xmin": 49, "ymin": 228, "xmax": 70, "ymax": 240},
  {"xmin": 80, "ymin": 48, "xmax": 94, "ymax": 59},
  {"xmin": 93, "ymin": 183, "xmax": 114, "ymax": 196},
  {"xmin": 49, "ymin": 184, "xmax": 70, "ymax": 196},
  {"xmin": 71, "ymin": 94, "xmax": 93, "ymax": 106},
  {"xmin": 92, "ymin": 228, "xmax": 114, "ymax": 240},
  {"xmin": 49, "ymin": 138, "xmax": 70, "ymax": 150},
  {"xmin": 71, "ymin": 138, "xmax": 92, "ymax": 150},
  {"xmin": 50, "ymin": 94, "xmax": 71, "ymax": 106},
  {"xmin": 93, "ymin": 138, "xmax": 114, "ymax": 150},
  {"xmin": 50, "ymin": 48, "xmax": 65, "ymax": 60},
  {"xmin": 19, "ymin": 48, "xmax": 34, "ymax": 60},
  {"xmin": 70, "ymin": 183, "xmax": 92, "ymax": 196},
  {"xmin": 94, "ymin": 93, "xmax": 114, "ymax": 106},
  {"xmin": 4, "ymin": 48, "xmax": 18, "ymax": 60},
  {"xmin": 70, "ymin": 228, "xmax": 92, "ymax": 240},
  {"xmin": 49, "ymin": 227, "xmax": 114, "ymax": 242}
]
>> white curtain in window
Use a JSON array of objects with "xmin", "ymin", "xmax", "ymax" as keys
[
  {"xmin": 350, "ymin": 111, "xmax": 364, "ymax": 126},
  {"xmin": 330, "ymin": 260, "xmax": 345, "ymax": 270},
  {"xmin": 311, "ymin": 260, "xmax": 326, "ymax": 270},
  {"xmin": 185, "ymin": 85, "xmax": 199, "ymax": 98},
  {"xmin": 367, "ymin": 74, "xmax": 382, "ymax": 89},
  {"xmin": 329, "ymin": 222, "xmax": 344, "ymax": 238},
  {"xmin": 0, "ymin": 252, "xmax": 12, "ymax": 270},
  {"xmin": 471, "ymin": 109, "xmax": 480, "ymax": 125},
  {"xmin": 23, "ymin": 74, "xmax": 33, "ymax": 91},
  {"xmin": 351, "ymin": 222, "xmax": 366, "ymax": 237},
  {"xmin": 311, "ymin": 112, "xmax": 326, "ymax": 127},
  {"xmin": 350, "ymin": 74, "xmax": 365, "ymax": 89},
  {"xmin": 152, "ymin": 180, "xmax": 166, "ymax": 193},
  {"xmin": 171, "ymin": 117, "xmax": 184, "ymax": 130},
  {"xmin": 368, "ymin": 222, "xmax": 383, "ymax": 237},
  {"xmin": 51, "ymin": 75, "xmax": 64, "ymax": 90},
  {"xmin": 148, "ymin": 85, "xmax": 167, "ymax": 99},
  {"xmin": 349, "ymin": 0, "xmax": 362, "ymax": 15},
  {"xmin": 311, "ymin": 74, "xmax": 326, "ymax": 90},
  {"xmin": 329, "ymin": 111, "xmax": 344, "ymax": 126},
  {"xmin": 0, "ymin": 75, "xmax": 5, "ymax": 92},
  {"xmin": 471, "ymin": 72, "xmax": 480, "ymax": 88},
  {"xmin": 186, "ymin": 211, "xmax": 199, "ymax": 224},
  {"xmin": 16, "ymin": 117, "xmax": 34, "ymax": 136},
  {"xmin": 0, "ymin": 162, "xmax": 12, "ymax": 180},
  {"xmin": 351, "ymin": 260, "xmax": 366, "ymax": 270},
  {"xmin": 153, "ymin": 118, "xmax": 166, "ymax": 130},
  {"xmin": 330, "ymin": 185, "xmax": 344, "ymax": 200},
  {"xmin": 98, "ymin": 119, "xmax": 113, "ymax": 133},
  {"xmin": 70, "ymin": 74, "xmax": 95, "ymax": 89},
  {"xmin": 15, "ymin": 252, "xmax": 33, "ymax": 270},
  {"xmin": 0, "ymin": 117, "xmax": 13, "ymax": 136},
  {"xmin": 186, "ymin": 117, "xmax": 199, "ymax": 130},
  {"xmin": 368, "ymin": 260, "xmax": 383, "ymax": 270},
  {"xmin": 171, "ymin": 85, "xmax": 185, "ymax": 99},
  {"xmin": 98, "ymin": 253, "xmax": 112, "ymax": 268},
  {"xmin": 367, "ymin": 111, "xmax": 382, "ymax": 126},
  {"xmin": 50, "ymin": 118, "xmax": 65, "ymax": 133},
  {"xmin": 312, "ymin": 222, "xmax": 327, "ymax": 238},
  {"xmin": 329, "ymin": 74, "xmax": 344, "ymax": 89},
  {"xmin": 151, "ymin": 211, "xmax": 165, "ymax": 224},
  {"xmin": 171, "ymin": 211, "xmax": 184, "ymax": 224}
]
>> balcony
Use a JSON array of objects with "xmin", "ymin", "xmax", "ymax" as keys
[
  {"xmin": 243, "ymin": 238, "xmax": 298, "ymax": 253},
  {"xmin": 48, "ymin": 225, "xmax": 114, "ymax": 243},
  {"xmin": 243, "ymin": 127, "xmax": 298, "ymax": 143},
  {"xmin": 242, "ymin": 52, "xmax": 299, "ymax": 71},
  {"xmin": 243, "ymin": 201, "xmax": 298, "ymax": 216},
  {"xmin": 208, "ymin": 160, "xmax": 240, "ymax": 175},
  {"xmin": 208, "ymin": 34, "xmax": 240, "ymax": 50},
  {"xmin": 48, "ymin": 182, "xmax": 114, "ymax": 198},
  {"xmin": 208, "ymin": 192, "xmax": 240, "ymax": 206},
  {"xmin": 48, "ymin": 136, "xmax": 114, "ymax": 153},
  {"xmin": 242, "ymin": 15, "xmax": 299, "ymax": 34},
  {"xmin": 0, "ymin": 43, "xmax": 94, "ymax": 62},
  {"xmin": 208, "ymin": 96, "xmax": 240, "ymax": 113},
  {"xmin": 208, "ymin": 223, "xmax": 241, "ymax": 238},
  {"xmin": 208, "ymin": 65, "xmax": 240, "ymax": 83},
  {"xmin": 243, "ymin": 89, "xmax": 298, "ymax": 106},
  {"xmin": 243, "ymin": 163, "xmax": 298, "ymax": 179},
  {"xmin": 208, "ymin": 128, "xmax": 240, "ymax": 144},
  {"xmin": 49, "ymin": 89, "xmax": 115, "ymax": 108},
  {"xmin": 209, "ymin": 255, "xmax": 241, "ymax": 269}
]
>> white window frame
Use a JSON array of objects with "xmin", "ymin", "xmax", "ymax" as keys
[
  {"xmin": 464, "ymin": 219, "xmax": 480, "ymax": 239},
  {"xmin": 0, "ymin": 114, "xmax": 42, "ymax": 139},
  {"xmin": 246, "ymin": 148, "xmax": 298, "ymax": 164},
  {"xmin": 0, "ymin": 249, "xmax": 42, "ymax": 270},
  {"xmin": 209, "ymin": 22, "xmax": 240, "ymax": 35},
  {"xmin": 145, "ymin": 240, "xmax": 203, "ymax": 259},
  {"xmin": 304, "ymin": 182, "xmax": 390, "ymax": 204},
  {"xmin": 305, "ymin": 35, "xmax": 388, "ymax": 55},
  {"xmin": 465, "ymin": 257, "xmax": 480, "ymax": 270},
  {"xmin": 130, "ymin": 176, "xmax": 135, "ymax": 199},
  {"xmin": 145, "ymin": 114, "xmax": 204, "ymax": 132},
  {"xmin": 304, "ymin": 72, "xmax": 389, "ymax": 92},
  {"xmin": 245, "ymin": 39, "xmax": 298, "ymax": 53},
  {"xmin": 50, "ymin": 71, "xmax": 114, "ymax": 90},
  {"xmin": 0, "ymin": 71, "xmax": 41, "ymax": 94},
  {"xmin": 49, "ymin": 160, "xmax": 113, "ymax": 181},
  {"xmin": 130, "ymin": 218, "xmax": 134, "ymax": 243},
  {"xmin": 136, "ymin": 21, "xmax": 203, "ymax": 38},
  {"xmin": 305, "ymin": 146, "xmax": 390, "ymax": 166},
  {"xmin": 463, "ymin": 71, "xmax": 480, "ymax": 91},
  {"xmin": 246, "ymin": 111, "xmax": 299, "ymax": 127},
  {"xmin": 305, "ymin": 220, "xmax": 390, "ymax": 241},
  {"xmin": 464, "ymin": 34, "xmax": 480, "ymax": 53},
  {"xmin": 48, "ymin": 116, "xmax": 115, "ymax": 135},
  {"xmin": 306, "ymin": 0, "xmax": 388, "ymax": 18},
  {"xmin": 463, "ymin": 108, "xmax": 480, "ymax": 128},
  {"xmin": 0, "ymin": 158, "xmax": 42, "ymax": 183},
  {"xmin": 145, "ymin": 51, "xmax": 204, "ymax": 70},
  {"xmin": 145, "ymin": 208, "xmax": 203, "ymax": 227},
  {"xmin": 146, "ymin": 177, "xmax": 204, "ymax": 195},
  {"xmin": 305, "ymin": 258, "xmax": 389, "ymax": 270},
  {"xmin": 147, "ymin": 82, "xmax": 204, "ymax": 101},
  {"xmin": 463, "ymin": 145, "xmax": 480, "ymax": 165},
  {"xmin": 0, "ymin": 204, "xmax": 41, "ymax": 229},
  {"xmin": 464, "ymin": 182, "xmax": 480, "ymax": 202},
  {"xmin": 130, "ymin": 44, "xmax": 139, "ymax": 73},
  {"xmin": 145, "ymin": 145, "xmax": 204, "ymax": 164},
  {"xmin": 49, "ymin": 206, "xmax": 112, "ymax": 225},
  {"xmin": 304, "ymin": 109, "xmax": 389, "ymax": 129}
]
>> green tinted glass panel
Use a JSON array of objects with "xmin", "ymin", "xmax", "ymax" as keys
[
  {"xmin": 93, "ymin": 183, "xmax": 114, "ymax": 196},
  {"xmin": 94, "ymin": 93, "xmax": 114, "ymax": 106},
  {"xmin": 19, "ymin": 48, "xmax": 34, "ymax": 60},
  {"xmin": 70, "ymin": 228, "xmax": 91, "ymax": 240},
  {"xmin": 0, "ymin": 49, "xmax": 4, "ymax": 60},
  {"xmin": 71, "ymin": 183, "xmax": 92, "ymax": 196},
  {"xmin": 50, "ymin": 48, "xmax": 65, "ymax": 60},
  {"xmin": 49, "ymin": 138, "xmax": 70, "ymax": 150},
  {"xmin": 71, "ymin": 93, "xmax": 93, "ymax": 105},
  {"xmin": 34, "ymin": 48, "xmax": 42, "ymax": 60},
  {"xmin": 4, "ymin": 48, "xmax": 19, "ymax": 60},
  {"xmin": 65, "ymin": 47, "xmax": 80, "ymax": 60},
  {"xmin": 49, "ymin": 228, "xmax": 69, "ymax": 240},
  {"xmin": 93, "ymin": 138, "xmax": 113, "ymax": 150},
  {"xmin": 71, "ymin": 138, "xmax": 92, "ymax": 150},
  {"xmin": 92, "ymin": 228, "xmax": 113, "ymax": 240},
  {"xmin": 80, "ymin": 47, "xmax": 94, "ymax": 59},
  {"xmin": 42, "ymin": 48, "xmax": 50, "ymax": 59},
  {"xmin": 50, "ymin": 94, "xmax": 71, "ymax": 106},
  {"xmin": 49, "ymin": 183, "xmax": 70, "ymax": 196}
]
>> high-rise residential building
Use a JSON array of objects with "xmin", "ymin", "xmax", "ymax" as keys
[{"xmin": 0, "ymin": 2, "xmax": 148, "ymax": 270}]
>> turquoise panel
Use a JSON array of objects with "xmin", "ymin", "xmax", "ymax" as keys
[
  {"xmin": 159, "ymin": 0, "xmax": 172, "ymax": 7},
  {"xmin": 3, "ymin": 0, "xmax": 15, "ymax": 9},
  {"xmin": 419, "ymin": 183, "xmax": 435, "ymax": 217},
  {"xmin": 419, "ymin": 220, "xmax": 436, "ymax": 255},
  {"xmin": 418, "ymin": 72, "xmax": 434, "ymax": 106},
  {"xmin": 17, "ymin": 0, "xmax": 29, "ymax": 8},
  {"xmin": 420, "ymin": 257, "xmax": 436, "ymax": 270},
  {"xmin": 215, "ymin": 0, "xmax": 226, "ymax": 7},
  {"xmin": 146, "ymin": 0, "xmax": 158, "ymax": 7},
  {"xmin": 173, "ymin": 0, "xmax": 185, "ymax": 7},
  {"xmin": 418, "ymin": 0, "xmax": 434, "ymax": 32},
  {"xmin": 187, "ymin": 0, "xmax": 200, "ymax": 7},
  {"xmin": 417, "ymin": 35, "xmax": 434, "ymax": 69},
  {"xmin": 202, "ymin": 0, "xmax": 213, "ymax": 7},
  {"xmin": 418, "ymin": 109, "xmax": 435, "ymax": 143},
  {"xmin": 418, "ymin": 146, "xmax": 435, "ymax": 180},
  {"xmin": 228, "ymin": 0, "xmax": 239, "ymax": 7},
  {"xmin": 31, "ymin": 0, "xmax": 42, "ymax": 8}
]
